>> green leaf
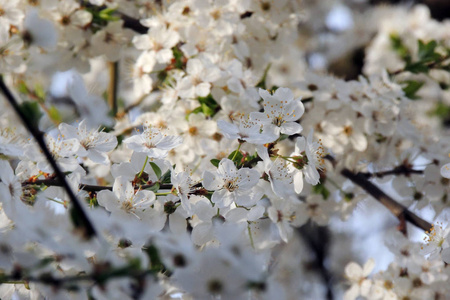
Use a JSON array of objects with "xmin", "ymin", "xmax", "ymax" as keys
[
  {"xmin": 390, "ymin": 34, "xmax": 411, "ymax": 62},
  {"xmin": 402, "ymin": 80, "xmax": 424, "ymax": 99},
  {"xmin": 228, "ymin": 150, "xmax": 244, "ymax": 165},
  {"xmin": 147, "ymin": 182, "xmax": 160, "ymax": 192},
  {"xmin": 149, "ymin": 162, "xmax": 162, "ymax": 179},
  {"xmin": 278, "ymin": 134, "xmax": 289, "ymax": 141},
  {"xmin": 198, "ymin": 93, "xmax": 218, "ymax": 107},
  {"xmin": 197, "ymin": 94, "xmax": 219, "ymax": 117},
  {"xmin": 172, "ymin": 46, "xmax": 185, "ymax": 69},
  {"xmin": 428, "ymin": 102, "xmax": 450, "ymax": 119},
  {"xmin": 418, "ymin": 40, "xmax": 438, "ymax": 62},
  {"xmin": 405, "ymin": 62, "xmax": 429, "ymax": 74},
  {"xmin": 143, "ymin": 244, "xmax": 166, "ymax": 272},
  {"xmin": 201, "ymin": 102, "xmax": 215, "ymax": 116},
  {"xmin": 99, "ymin": 7, "xmax": 120, "ymax": 21},
  {"xmin": 188, "ymin": 107, "xmax": 203, "ymax": 117},
  {"xmin": 34, "ymin": 84, "xmax": 45, "ymax": 101},
  {"xmin": 17, "ymin": 81, "xmax": 29, "ymax": 94},
  {"xmin": 19, "ymin": 101, "xmax": 42, "ymax": 129},
  {"xmin": 312, "ymin": 183, "xmax": 330, "ymax": 200},
  {"xmin": 48, "ymin": 105, "xmax": 62, "ymax": 123},
  {"xmin": 210, "ymin": 158, "xmax": 220, "ymax": 167},
  {"xmin": 161, "ymin": 169, "xmax": 172, "ymax": 184}
]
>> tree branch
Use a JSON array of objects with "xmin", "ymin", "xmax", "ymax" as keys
[
  {"xmin": 117, "ymin": 12, "xmax": 148, "ymax": 34},
  {"xmin": 23, "ymin": 179, "xmax": 173, "ymax": 192},
  {"xmin": 0, "ymin": 264, "xmax": 154, "ymax": 291},
  {"xmin": 341, "ymin": 168, "xmax": 432, "ymax": 232},
  {"xmin": 359, "ymin": 165, "xmax": 423, "ymax": 179},
  {"xmin": 108, "ymin": 61, "xmax": 119, "ymax": 116},
  {"xmin": 0, "ymin": 77, "xmax": 97, "ymax": 239},
  {"xmin": 297, "ymin": 224, "xmax": 334, "ymax": 300}
]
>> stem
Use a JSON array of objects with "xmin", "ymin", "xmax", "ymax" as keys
[
  {"xmin": 247, "ymin": 223, "xmax": 255, "ymax": 249},
  {"xmin": 155, "ymin": 192, "xmax": 171, "ymax": 196},
  {"xmin": 278, "ymin": 156, "xmax": 297, "ymax": 164},
  {"xmin": 108, "ymin": 61, "xmax": 119, "ymax": 116},
  {"xmin": 0, "ymin": 265, "xmax": 155, "ymax": 290},
  {"xmin": 138, "ymin": 156, "xmax": 149, "ymax": 178},
  {"xmin": 0, "ymin": 77, "xmax": 97, "ymax": 239},
  {"xmin": 231, "ymin": 143, "xmax": 242, "ymax": 161},
  {"xmin": 22, "ymin": 179, "xmax": 173, "ymax": 192},
  {"xmin": 47, "ymin": 197, "xmax": 66, "ymax": 206}
]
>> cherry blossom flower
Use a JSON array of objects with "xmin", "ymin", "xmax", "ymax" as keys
[
  {"xmin": 66, "ymin": 72, "xmax": 113, "ymax": 127},
  {"xmin": 178, "ymin": 57, "xmax": 222, "ymax": 98},
  {"xmin": 292, "ymin": 129, "xmax": 326, "ymax": 186},
  {"xmin": 421, "ymin": 222, "xmax": 450, "ymax": 261},
  {"xmin": 344, "ymin": 259, "xmax": 375, "ymax": 300},
  {"xmin": 123, "ymin": 126, "xmax": 182, "ymax": 159},
  {"xmin": 97, "ymin": 177, "xmax": 164, "ymax": 230},
  {"xmin": 132, "ymin": 25, "xmax": 179, "ymax": 64},
  {"xmin": 218, "ymin": 113, "xmax": 278, "ymax": 144},
  {"xmin": 0, "ymin": 160, "xmax": 26, "ymax": 218},
  {"xmin": 59, "ymin": 120, "xmax": 117, "ymax": 164},
  {"xmin": 91, "ymin": 21, "xmax": 130, "ymax": 62},
  {"xmin": 250, "ymin": 87, "xmax": 304, "ymax": 137},
  {"xmin": 25, "ymin": 134, "xmax": 80, "ymax": 173},
  {"xmin": 267, "ymin": 198, "xmax": 307, "ymax": 242},
  {"xmin": 203, "ymin": 158, "xmax": 260, "ymax": 208},
  {"xmin": 440, "ymin": 161, "xmax": 450, "ymax": 179},
  {"xmin": 256, "ymin": 145, "xmax": 297, "ymax": 197}
]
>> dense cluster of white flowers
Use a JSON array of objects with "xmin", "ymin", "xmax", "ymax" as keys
[{"xmin": 0, "ymin": 0, "xmax": 450, "ymax": 299}]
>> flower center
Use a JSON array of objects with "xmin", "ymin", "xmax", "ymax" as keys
[
  {"xmin": 224, "ymin": 179, "xmax": 238, "ymax": 192},
  {"xmin": 272, "ymin": 115, "xmax": 285, "ymax": 127}
]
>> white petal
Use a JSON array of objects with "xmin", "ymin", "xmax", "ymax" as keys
[
  {"xmin": 293, "ymin": 170, "xmax": 303, "ymax": 194},
  {"xmin": 349, "ymin": 130, "xmax": 367, "ymax": 152},
  {"xmin": 440, "ymin": 163, "xmax": 450, "ymax": 179},
  {"xmin": 274, "ymin": 87, "xmax": 294, "ymax": 102},
  {"xmin": 169, "ymin": 213, "xmax": 187, "ymax": 235},
  {"xmin": 191, "ymin": 223, "xmax": 213, "ymax": 245},
  {"xmin": 345, "ymin": 262, "xmax": 363, "ymax": 280},
  {"xmin": 280, "ymin": 122, "xmax": 302, "ymax": 135},
  {"xmin": 362, "ymin": 258, "xmax": 375, "ymax": 277}
]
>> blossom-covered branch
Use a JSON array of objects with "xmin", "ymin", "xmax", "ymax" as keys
[
  {"xmin": 0, "ymin": 77, "xmax": 97, "ymax": 239},
  {"xmin": 22, "ymin": 179, "xmax": 173, "ymax": 192}
]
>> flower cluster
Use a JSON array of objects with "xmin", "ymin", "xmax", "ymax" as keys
[{"xmin": 0, "ymin": 1, "xmax": 449, "ymax": 299}]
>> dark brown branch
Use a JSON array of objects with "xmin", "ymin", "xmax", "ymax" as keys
[
  {"xmin": 23, "ymin": 179, "xmax": 173, "ymax": 192},
  {"xmin": 0, "ymin": 77, "xmax": 97, "ymax": 239},
  {"xmin": 118, "ymin": 12, "xmax": 148, "ymax": 34},
  {"xmin": 80, "ymin": 1, "xmax": 149, "ymax": 34},
  {"xmin": 341, "ymin": 168, "xmax": 432, "ymax": 232},
  {"xmin": 359, "ymin": 165, "xmax": 423, "ymax": 179},
  {"xmin": 297, "ymin": 224, "xmax": 334, "ymax": 300},
  {"xmin": 108, "ymin": 61, "xmax": 119, "ymax": 116},
  {"xmin": 0, "ymin": 265, "xmax": 154, "ymax": 290}
]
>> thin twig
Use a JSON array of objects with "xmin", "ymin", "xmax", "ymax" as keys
[
  {"xmin": 359, "ymin": 165, "xmax": 423, "ymax": 179},
  {"xmin": 0, "ymin": 77, "xmax": 97, "ymax": 239},
  {"xmin": 0, "ymin": 266, "xmax": 154, "ymax": 290},
  {"xmin": 341, "ymin": 168, "xmax": 432, "ymax": 232},
  {"xmin": 297, "ymin": 224, "xmax": 334, "ymax": 300},
  {"xmin": 23, "ymin": 179, "xmax": 173, "ymax": 192},
  {"xmin": 108, "ymin": 61, "xmax": 119, "ymax": 116}
]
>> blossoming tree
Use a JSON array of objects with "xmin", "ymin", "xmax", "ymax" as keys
[{"xmin": 0, "ymin": 0, "xmax": 450, "ymax": 299}]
